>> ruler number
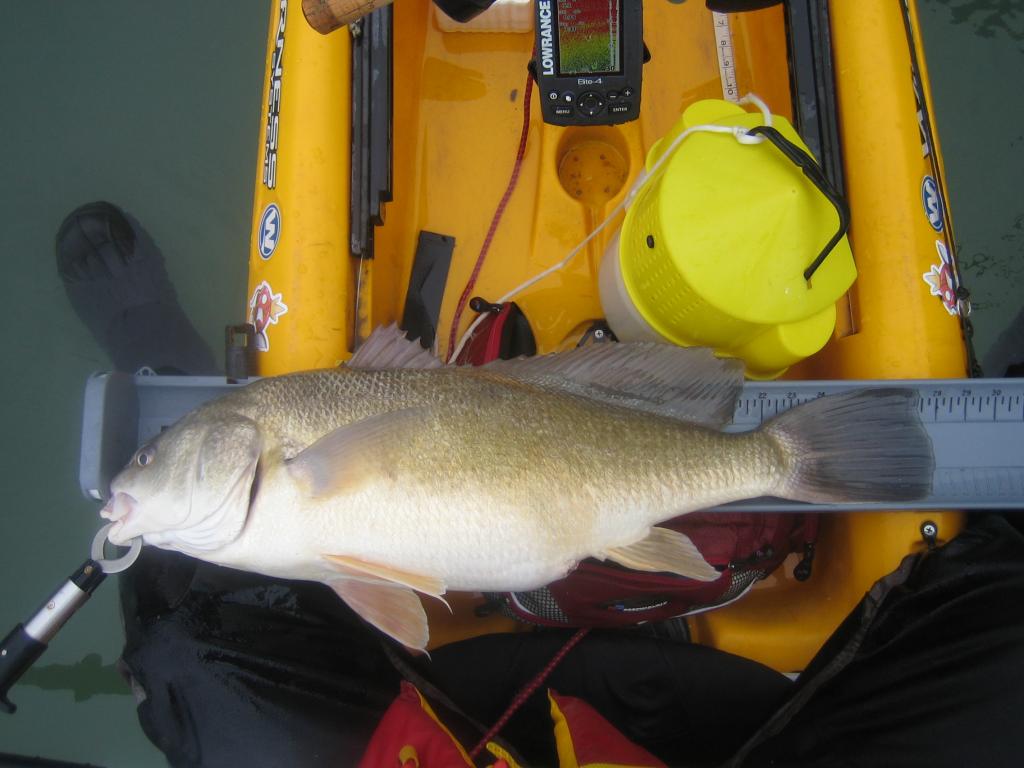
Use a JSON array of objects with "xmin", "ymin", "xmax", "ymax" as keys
[{"xmin": 712, "ymin": 11, "xmax": 739, "ymax": 104}]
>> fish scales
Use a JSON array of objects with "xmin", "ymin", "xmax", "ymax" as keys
[
  {"xmin": 191, "ymin": 368, "xmax": 779, "ymax": 590},
  {"xmin": 100, "ymin": 330, "xmax": 933, "ymax": 651}
]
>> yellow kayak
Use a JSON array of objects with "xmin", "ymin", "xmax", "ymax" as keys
[{"xmin": 244, "ymin": 0, "xmax": 966, "ymax": 671}]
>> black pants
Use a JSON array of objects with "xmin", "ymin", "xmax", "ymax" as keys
[
  {"xmin": 733, "ymin": 513, "xmax": 1024, "ymax": 767},
  {"xmin": 119, "ymin": 514, "xmax": 1024, "ymax": 767}
]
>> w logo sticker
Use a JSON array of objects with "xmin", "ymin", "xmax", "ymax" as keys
[
  {"xmin": 258, "ymin": 203, "xmax": 282, "ymax": 259},
  {"xmin": 921, "ymin": 176, "xmax": 944, "ymax": 233}
]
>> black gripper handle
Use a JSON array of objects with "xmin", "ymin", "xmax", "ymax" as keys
[{"xmin": 0, "ymin": 624, "xmax": 47, "ymax": 714}]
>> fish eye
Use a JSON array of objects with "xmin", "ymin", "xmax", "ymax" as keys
[{"xmin": 136, "ymin": 447, "xmax": 155, "ymax": 467}]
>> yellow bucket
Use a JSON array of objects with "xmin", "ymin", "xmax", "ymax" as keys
[{"xmin": 598, "ymin": 99, "xmax": 856, "ymax": 378}]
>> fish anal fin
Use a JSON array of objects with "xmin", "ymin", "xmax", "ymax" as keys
[
  {"xmin": 604, "ymin": 526, "xmax": 720, "ymax": 582},
  {"xmin": 323, "ymin": 554, "xmax": 447, "ymax": 600},
  {"xmin": 327, "ymin": 578, "xmax": 430, "ymax": 653},
  {"xmin": 286, "ymin": 408, "xmax": 429, "ymax": 499}
]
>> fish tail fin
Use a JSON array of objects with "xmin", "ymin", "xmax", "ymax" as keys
[{"xmin": 763, "ymin": 389, "xmax": 934, "ymax": 504}]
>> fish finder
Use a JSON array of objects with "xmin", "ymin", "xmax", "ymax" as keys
[{"xmin": 532, "ymin": 0, "xmax": 644, "ymax": 126}]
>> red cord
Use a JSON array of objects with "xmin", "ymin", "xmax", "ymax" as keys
[
  {"xmin": 446, "ymin": 71, "xmax": 535, "ymax": 361},
  {"xmin": 468, "ymin": 628, "xmax": 590, "ymax": 761}
]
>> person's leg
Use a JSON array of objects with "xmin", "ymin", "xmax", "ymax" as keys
[
  {"xmin": 733, "ymin": 514, "xmax": 1024, "ymax": 768},
  {"xmin": 56, "ymin": 201, "xmax": 218, "ymax": 375},
  {"xmin": 119, "ymin": 559, "xmax": 403, "ymax": 768},
  {"xmin": 424, "ymin": 629, "xmax": 792, "ymax": 766}
]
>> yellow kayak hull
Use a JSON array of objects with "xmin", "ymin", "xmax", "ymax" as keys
[{"xmin": 247, "ymin": 0, "xmax": 965, "ymax": 670}]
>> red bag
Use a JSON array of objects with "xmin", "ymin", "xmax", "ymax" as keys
[
  {"xmin": 486, "ymin": 511, "xmax": 818, "ymax": 628},
  {"xmin": 455, "ymin": 300, "xmax": 536, "ymax": 364}
]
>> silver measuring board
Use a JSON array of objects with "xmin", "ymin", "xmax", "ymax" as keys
[
  {"xmin": 79, "ymin": 373, "xmax": 1024, "ymax": 511},
  {"xmin": 719, "ymin": 378, "xmax": 1024, "ymax": 513}
]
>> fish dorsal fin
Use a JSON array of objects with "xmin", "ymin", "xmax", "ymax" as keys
[
  {"xmin": 327, "ymin": 578, "xmax": 430, "ymax": 653},
  {"xmin": 287, "ymin": 407, "xmax": 429, "ymax": 498},
  {"xmin": 323, "ymin": 554, "xmax": 448, "ymax": 600},
  {"xmin": 346, "ymin": 324, "xmax": 442, "ymax": 370},
  {"xmin": 484, "ymin": 342, "xmax": 744, "ymax": 428},
  {"xmin": 603, "ymin": 526, "xmax": 720, "ymax": 582}
]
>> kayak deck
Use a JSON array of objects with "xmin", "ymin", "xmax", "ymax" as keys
[{"xmin": 247, "ymin": 0, "xmax": 966, "ymax": 670}]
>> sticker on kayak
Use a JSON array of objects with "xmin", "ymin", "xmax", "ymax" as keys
[
  {"xmin": 249, "ymin": 280, "xmax": 289, "ymax": 351},
  {"xmin": 921, "ymin": 175, "xmax": 944, "ymax": 232},
  {"xmin": 258, "ymin": 203, "xmax": 281, "ymax": 259},
  {"xmin": 922, "ymin": 240, "xmax": 958, "ymax": 316},
  {"xmin": 263, "ymin": 0, "xmax": 287, "ymax": 189}
]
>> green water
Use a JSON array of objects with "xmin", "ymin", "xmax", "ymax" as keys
[
  {"xmin": 0, "ymin": 3, "xmax": 266, "ymax": 764},
  {"xmin": 919, "ymin": 0, "xmax": 1024, "ymax": 371},
  {"xmin": 0, "ymin": 1, "xmax": 1021, "ymax": 765}
]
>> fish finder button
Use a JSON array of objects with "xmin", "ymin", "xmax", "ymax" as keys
[{"xmin": 579, "ymin": 92, "xmax": 604, "ymax": 117}]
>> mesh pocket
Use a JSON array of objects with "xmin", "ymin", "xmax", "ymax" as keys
[{"xmin": 485, "ymin": 588, "xmax": 571, "ymax": 625}]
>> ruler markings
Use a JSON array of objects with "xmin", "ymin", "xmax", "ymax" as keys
[
  {"xmin": 712, "ymin": 11, "xmax": 740, "ymax": 103},
  {"xmin": 719, "ymin": 379, "xmax": 1024, "ymax": 510}
]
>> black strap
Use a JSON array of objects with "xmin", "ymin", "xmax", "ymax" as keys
[
  {"xmin": 378, "ymin": 640, "xmax": 529, "ymax": 767},
  {"xmin": 746, "ymin": 125, "xmax": 851, "ymax": 281},
  {"xmin": 706, "ymin": 0, "xmax": 783, "ymax": 11}
]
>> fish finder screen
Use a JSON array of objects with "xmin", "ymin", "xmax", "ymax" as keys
[{"xmin": 556, "ymin": 0, "xmax": 621, "ymax": 76}]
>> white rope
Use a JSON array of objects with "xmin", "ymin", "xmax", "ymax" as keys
[{"xmin": 447, "ymin": 94, "xmax": 775, "ymax": 364}]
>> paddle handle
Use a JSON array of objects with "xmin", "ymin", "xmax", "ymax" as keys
[{"xmin": 302, "ymin": 0, "xmax": 395, "ymax": 33}]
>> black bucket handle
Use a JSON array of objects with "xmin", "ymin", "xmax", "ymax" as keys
[{"xmin": 746, "ymin": 125, "xmax": 851, "ymax": 282}]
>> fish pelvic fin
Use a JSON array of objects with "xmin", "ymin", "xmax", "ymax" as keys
[
  {"xmin": 327, "ymin": 578, "xmax": 431, "ymax": 654},
  {"xmin": 323, "ymin": 554, "xmax": 448, "ymax": 605},
  {"xmin": 603, "ymin": 527, "xmax": 720, "ymax": 582},
  {"xmin": 765, "ymin": 388, "xmax": 935, "ymax": 503}
]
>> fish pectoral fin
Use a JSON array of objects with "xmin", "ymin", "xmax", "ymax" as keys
[
  {"xmin": 286, "ymin": 408, "xmax": 429, "ymax": 498},
  {"xmin": 323, "ymin": 554, "xmax": 447, "ymax": 600},
  {"xmin": 327, "ymin": 578, "xmax": 431, "ymax": 653},
  {"xmin": 604, "ymin": 527, "xmax": 720, "ymax": 582}
]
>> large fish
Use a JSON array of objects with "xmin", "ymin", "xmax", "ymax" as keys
[{"xmin": 101, "ymin": 326, "xmax": 933, "ymax": 652}]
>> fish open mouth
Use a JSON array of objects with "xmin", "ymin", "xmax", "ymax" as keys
[{"xmin": 100, "ymin": 492, "xmax": 138, "ymax": 543}]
